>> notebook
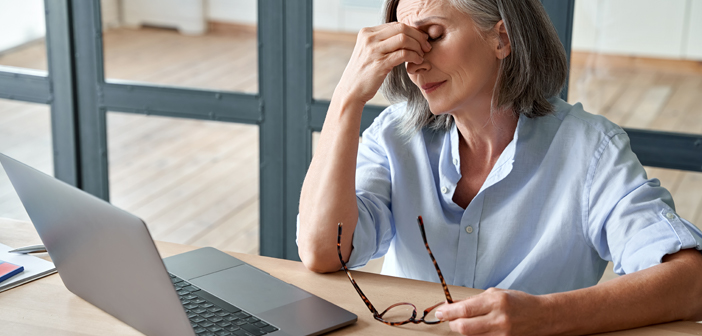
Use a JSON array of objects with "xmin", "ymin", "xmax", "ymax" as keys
[{"xmin": 0, "ymin": 242, "xmax": 56, "ymax": 293}]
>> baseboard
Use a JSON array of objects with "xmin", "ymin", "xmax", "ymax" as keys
[{"xmin": 571, "ymin": 51, "xmax": 702, "ymax": 75}]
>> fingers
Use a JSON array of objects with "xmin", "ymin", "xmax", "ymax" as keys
[
  {"xmin": 436, "ymin": 294, "xmax": 492, "ymax": 322},
  {"xmin": 378, "ymin": 33, "xmax": 426, "ymax": 58},
  {"xmin": 448, "ymin": 315, "xmax": 496, "ymax": 335},
  {"xmin": 375, "ymin": 22, "xmax": 432, "ymax": 53},
  {"xmin": 361, "ymin": 22, "xmax": 431, "ymax": 54},
  {"xmin": 385, "ymin": 48, "xmax": 424, "ymax": 66}
]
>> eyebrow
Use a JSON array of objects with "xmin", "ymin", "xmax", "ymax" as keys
[{"xmin": 413, "ymin": 16, "xmax": 447, "ymax": 27}]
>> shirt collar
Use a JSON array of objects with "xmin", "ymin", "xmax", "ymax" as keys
[{"xmin": 441, "ymin": 114, "xmax": 525, "ymax": 195}]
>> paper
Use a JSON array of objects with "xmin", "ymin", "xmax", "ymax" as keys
[{"xmin": 0, "ymin": 242, "xmax": 56, "ymax": 293}]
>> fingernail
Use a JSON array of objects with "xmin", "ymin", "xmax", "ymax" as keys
[{"xmin": 435, "ymin": 311, "xmax": 443, "ymax": 320}]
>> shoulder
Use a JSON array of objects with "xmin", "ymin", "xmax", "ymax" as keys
[
  {"xmin": 518, "ymin": 98, "xmax": 634, "ymax": 177},
  {"xmin": 546, "ymin": 97, "xmax": 626, "ymax": 141},
  {"xmin": 361, "ymin": 102, "xmax": 409, "ymax": 141}
]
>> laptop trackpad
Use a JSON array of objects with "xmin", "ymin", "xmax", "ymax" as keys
[{"xmin": 189, "ymin": 265, "xmax": 312, "ymax": 315}]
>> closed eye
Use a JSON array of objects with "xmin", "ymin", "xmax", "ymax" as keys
[{"xmin": 428, "ymin": 34, "xmax": 443, "ymax": 42}]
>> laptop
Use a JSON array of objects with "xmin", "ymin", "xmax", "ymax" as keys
[{"xmin": 0, "ymin": 153, "xmax": 356, "ymax": 336}]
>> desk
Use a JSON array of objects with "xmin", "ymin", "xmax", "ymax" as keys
[{"xmin": 1, "ymin": 218, "xmax": 700, "ymax": 336}]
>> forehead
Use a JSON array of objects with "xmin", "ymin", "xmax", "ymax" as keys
[{"xmin": 396, "ymin": 0, "xmax": 450, "ymax": 25}]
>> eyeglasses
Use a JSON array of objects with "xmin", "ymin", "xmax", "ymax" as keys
[{"xmin": 336, "ymin": 216, "xmax": 453, "ymax": 325}]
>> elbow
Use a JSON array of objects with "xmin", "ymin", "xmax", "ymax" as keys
[
  {"xmin": 298, "ymin": 242, "xmax": 342, "ymax": 274},
  {"xmin": 301, "ymin": 256, "xmax": 340, "ymax": 274}
]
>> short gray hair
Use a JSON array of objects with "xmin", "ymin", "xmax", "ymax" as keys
[{"xmin": 381, "ymin": 0, "xmax": 568, "ymax": 137}]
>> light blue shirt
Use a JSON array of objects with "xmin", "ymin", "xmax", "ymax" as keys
[{"xmin": 298, "ymin": 98, "xmax": 702, "ymax": 295}]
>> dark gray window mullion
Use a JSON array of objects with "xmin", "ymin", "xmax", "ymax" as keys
[
  {"xmin": 45, "ymin": 0, "xmax": 80, "ymax": 187},
  {"xmin": 541, "ymin": 0, "xmax": 574, "ymax": 101},
  {"xmin": 0, "ymin": 70, "xmax": 51, "ymax": 103},
  {"xmin": 310, "ymin": 102, "xmax": 384, "ymax": 134},
  {"xmin": 283, "ymin": 0, "xmax": 313, "ymax": 260},
  {"xmin": 100, "ymin": 83, "xmax": 261, "ymax": 124},
  {"xmin": 71, "ymin": 0, "xmax": 109, "ymax": 199},
  {"xmin": 626, "ymin": 130, "xmax": 702, "ymax": 172},
  {"xmin": 258, "ymin": 0, "xmax": 287, "ymax": 258}
]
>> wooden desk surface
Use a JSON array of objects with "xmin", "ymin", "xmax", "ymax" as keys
[{"xmin": 1, "ymin": 218, "xmax": 700, "ymax": 336}]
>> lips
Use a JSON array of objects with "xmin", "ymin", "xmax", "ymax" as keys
[{"xmin": 421, "ymin": 80, "xmax": 446, "ymax": 93}]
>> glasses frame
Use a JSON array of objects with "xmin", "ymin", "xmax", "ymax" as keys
[{"xmin": 336, "ymin": 216, "xmax": 453, "ymax": 326}]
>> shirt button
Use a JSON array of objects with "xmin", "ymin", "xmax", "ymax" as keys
[
  {"xmin": 453, "ymin": 158, "xmax": 459, "ymax": 165},
  {"xmin": 465, "ymin": 226, "xmax": 474, "ymax": 234},
  {"xmin": 441, "ymin": 187, "xmax": 448, "ymax": 194},
  {"xmin": 666, "ymin": 212, "xmax": 676, "ymax": 220}
]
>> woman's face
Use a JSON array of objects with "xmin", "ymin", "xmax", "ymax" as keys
[{"xmin": 396, "ymin": 0, "xmax": 506, "ymax": 116}]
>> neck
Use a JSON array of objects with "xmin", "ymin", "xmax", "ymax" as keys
[{"xmin": 453, "ymin": 106, "xmax": 518, "ymax": 163}]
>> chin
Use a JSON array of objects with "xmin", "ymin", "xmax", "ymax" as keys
[{"xmin": 425, "ymin": 100, "xmax": 453, "ymax": 116}]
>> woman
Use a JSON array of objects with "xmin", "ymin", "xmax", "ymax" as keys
[{"xmin": 297, "ymin": 0, "xmax": 702, "ymax": 334}]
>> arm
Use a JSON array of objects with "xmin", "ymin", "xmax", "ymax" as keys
[
  {"xmin": 297, "ymin": 23, "xmax": 431, "ymax": 273},
  {"xmin": 436, "ymin": 132, "xmax": 702, "ymax": 334},
  {"xmin": 436, "ymin": 248, "xmax": 702, "ymax": 335}
]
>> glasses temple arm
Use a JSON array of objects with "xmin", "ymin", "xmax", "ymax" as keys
[
  {"xmin": 337, "ymin": 223, "xmax": 381, "ymax": 316},
  {"xmin": 417, "ymin": 216, "xmax": 454, "ymax": 303}
]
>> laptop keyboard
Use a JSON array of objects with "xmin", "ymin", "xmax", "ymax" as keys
[{"xmin": 169, "ymin": 273, "xmax": 279, "ymax": 336}]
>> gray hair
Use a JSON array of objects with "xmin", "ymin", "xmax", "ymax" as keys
[{"xmin": 380, "ymin": 0, "xmax": 568, "ymax": 137}]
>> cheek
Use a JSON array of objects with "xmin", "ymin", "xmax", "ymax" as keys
[{"xmin": 446, "ymin": 45, "xmax": 498, "ymax": 86}]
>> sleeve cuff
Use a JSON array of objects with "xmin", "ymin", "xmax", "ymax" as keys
[
  {"xmin": 616, "ymin": 209, "xmax": 702, "ymax": 275},
  {"xmin": 345, "ymin": 198, "xmax": 379, "ymax": 269}
]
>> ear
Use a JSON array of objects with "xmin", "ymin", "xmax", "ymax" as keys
[{"xmin": 493, "ymin": 20, "xmax": 511, "ymax": 59}]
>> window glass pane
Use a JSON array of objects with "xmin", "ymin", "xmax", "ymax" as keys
[
  {"xmin": 0, "ymin": 99, "xmax": 53, "ymax": 221},
  {"xmin": 103, "ymin": 0, "xmax": 258, "ymax": 93},
  {"xmin": 0, "ymin": 0, "xmax": 47, "ymax": 72},
  {"xmin": 107, "ymin": 112, "xmax": 259, "ymax": 254},
  {"xmin": 569, "ymin": 0, "xmax": 702, "ymax": 134},
  {"xmin": 313, "ymin": 0, "xmax": 389, "ymax": 106}
]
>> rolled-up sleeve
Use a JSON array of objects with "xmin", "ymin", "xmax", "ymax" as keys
[
  {"xmin": 585, "ymin": 132, "xmax": 702, "ymax": 275},
  {"xmin": 346, "ymin": 115, "xmax": 396, "ymax": 268}
]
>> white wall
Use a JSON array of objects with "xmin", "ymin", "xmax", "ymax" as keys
[
  {"xmin": 685, "ymin": 0, "xmax": 702, "ymax": 59},
  {"xmin": 205, "ymin": 0, "xmax": 383, "ymax": 32},
  {"xmin": 210, "ymin": 0, "xmax": 702, "ymax": 60},
  {"xmin": 0, "ymin": 0, "xmax": 45, "ymax": 52},
  {"xmin": 102, "ymin": 0, "xmax": 122, "ymax": 29},
  {"xmin": 572, "ymin": 0, "xmax": 701, "ymax": 60},
  {"xmin": 208, "ymin": 0, "xmax": 257, "ymax": 25}
]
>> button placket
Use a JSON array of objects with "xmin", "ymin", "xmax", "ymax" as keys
[{"xmin": 455, "ymin": 194, "xmax": 484, "ymax": 288}]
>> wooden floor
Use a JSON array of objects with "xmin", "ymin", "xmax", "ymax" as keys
[{"xmin": 1, "ymin": 26, "xmax": 701, "ymax": 264}]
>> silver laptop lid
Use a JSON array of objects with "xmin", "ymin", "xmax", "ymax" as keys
[{"xmin": 0, "ymin": 153, "xmax": 195, "ymax": 336}]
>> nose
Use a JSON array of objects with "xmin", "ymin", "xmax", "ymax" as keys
[{"xmin": 406, "ymin": 57, "xmax": 430, "ymax": 75}]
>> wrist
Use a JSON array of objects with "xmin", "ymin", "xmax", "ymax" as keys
[
  {"xmin": 326, "ymin": 91, "xmax": 366, "ymax": 130},
  {"xmin": 539, "ymin": 292, "xmax": 580, "ymax": 335},
  {"xmin": 536, "ymin": 293, "xmax": 568, "ymax": 336},
  {"xmin": 331, "ymin": 86, "xmax": 367, "ymax": 111}
]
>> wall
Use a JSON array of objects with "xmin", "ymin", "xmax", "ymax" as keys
[
  {"xmin": 207, "ymin": 0, "xmax": 702, "ymax": 61},
  {"xmin": 0, "ymin": 0, "xmax": 45, "ymax": 53},
  {"xmin": 0, "ymin": 0, "xmax": 122, "ymax": 53},
  {"xmin": 572, "ymin": 0, "xmax": 702, "ymax": 60},
  {"xmin": 5, "ymin": 0, "xmax": 696, "ymax": 61},
  {"xmin": 206, "ymin": 0, "xmax": 383, "ymax": 32}
]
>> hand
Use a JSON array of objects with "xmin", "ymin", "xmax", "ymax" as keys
[
  {"xmin": 335, "ymin": 22, "xmax": 432, "ymax": 104},
  {"xmin": 436, "ymin": 288, "xmax": 554, "ymax": 336}
]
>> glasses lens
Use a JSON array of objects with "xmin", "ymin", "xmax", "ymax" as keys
[
  {"xmin": 422, "ymin": 302, "xmax": 446, "ymax": 324},
  {"xmin": 379, "ymin": 303, "xmax": 416, "ymax": 324}
]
